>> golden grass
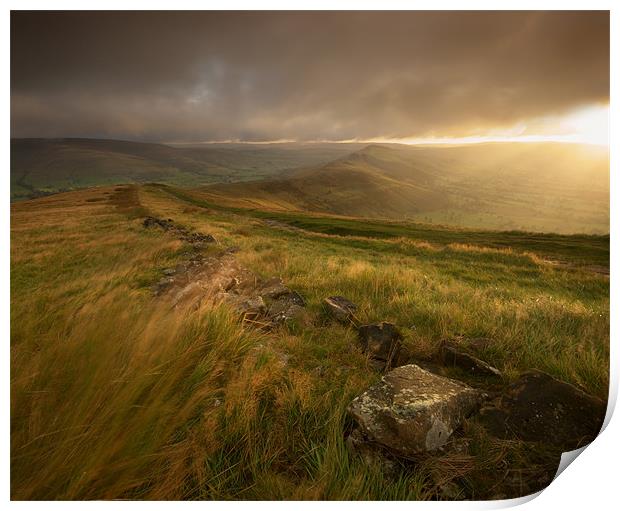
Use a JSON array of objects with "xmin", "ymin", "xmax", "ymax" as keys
[{"xmin": 10, "ymin": 184, "xmax": 609, "ymax": 500}]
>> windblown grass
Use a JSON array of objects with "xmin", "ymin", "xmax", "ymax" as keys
[{"xmin": 11, "ymin": 184, "xmax": 609, "ymax": 500}]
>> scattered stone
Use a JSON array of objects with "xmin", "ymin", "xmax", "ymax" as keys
[
  {"xmin": 146, "ymin": 217, "xmax": 308, "ymax": 328},
  {"xmin": 324, "ymin": 296, "xmax": 358, "ymax": 323},
  {"xmin": 358, "ymin": 322, "xmax": 403, "ymax": 370},
  {"xmin": 152, "ymin": 276, "xmax": 176, "ymax": 295},
  {"xmin": 439, "ymin": 341, "xmax": 502, "ymax": 378},
  {"xmin": 234, "ymin": 295, "xmax": 266, "ymax": 317},
  {"xmin": 142, "ymin": 216, "xmax": 216, "ymax": 246},
  {"xmin": 182, "ymin": 232, "xmax": 217, "ymax": 244},
  {"xmin": 268, "ymin": 301, "xmax": 307, "ymax": 325},
  {"xmin": 348, "ymin": 364, "xmax": 483, "ymax": 456},
  {"xmin": 171, "ymin": 281, "xmax": 204, "ymax": 307},
  {"xmin": 143, "ymin": 216, "xmax": 173, "ymax": 230},
  {"xmin": 259, "ymin": 278, "xmax": 292, "ymax": 299},
  {"xmin": 477, "ymin": 370, "xmax": 606, "ymax": 450}
]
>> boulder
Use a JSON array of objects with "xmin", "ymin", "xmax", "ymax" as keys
[
  {"xmin": 358, "ymin": 322, "xmax": 403, "ymax": 369},
  {"xmin": 348, "ymin": 364, "xmax": 483, "ymax": 455},
  {"xmin": 324, "ymin": 296, "xmax": 358, "ymax": 323},
  {"xmin": 439, "ymin": 342, "xmax": 502, "ymax": 378},
  {"xmin": 477, "ymin": 370, "xmax": 606, "ymax": 450}
]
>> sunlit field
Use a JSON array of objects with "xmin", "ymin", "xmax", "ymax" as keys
[{"xmin": 11, "ymin": 184, "xmax": 609, "ymax": 500}]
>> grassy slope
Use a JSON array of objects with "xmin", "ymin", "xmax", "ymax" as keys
[
  {"xmin": 205, "ymin": 142, "xmax": 609, "ymax": 234},
  {"xmin": 166, "ymin": 185, "xmax": 610, "ymax": 269},
  {"xmin": 11, "ymin": 184, "xmax": 609, "ymax": 500},
  {"xmin": 10, "ymin": 138, "xmax": 363, "ymax": 201}
]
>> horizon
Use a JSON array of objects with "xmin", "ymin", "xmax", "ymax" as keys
[
  {"xmin": 11, "ymin": 11, "xmax": 609, "ymax": 146},
  {"xmin": 10, "ymin": 135, "xmax": 611, "ymax": 149}
]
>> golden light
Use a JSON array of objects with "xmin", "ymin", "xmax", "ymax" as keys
[
  {"xmin": 352, "ymin": 104, "xmax": 609, "ymax": 147},
  {"xmin": 555, "ymin": 104, "xmax": 609, "ymax": 146}
]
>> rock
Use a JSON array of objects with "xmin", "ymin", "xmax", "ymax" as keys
[
  {"xmin": 358, "ymin": 322, "xmax": 403, "ymax": 369},
  {"xmin": 171, "ymin": 281, "xmax": 204, "ymax": 307},
  {"xmin": 439, "ymin": 342, "xmax": 502, "ymax": 378},
  {"xmin": 143, "ymin": 216, "xmax": 171, "ymax": 230},
  {"xmin": 162, "ymin": 268, "xmax": 176, "ymax": 276},
  {"xmin": 348, "ymin": 364, "xmax": 483, "ymax": 455},
  {"xmin": 257, "ymin": 278, "xmax": 307, "ymax": 325},
  {"xmin": 477, "ymin": 370, "xmax": 606, "ymax": 450},
  {"xmin": 346, "ymin": 427, "xmax": 399, "ymax": 476},
  {"xmin": 268, "ymin": 302, "xmax": 307, "ymax": 325},
  {"xmin": 260, "ymin": 279, "xmax": 306, "ymax": 307},
  {"xmin": 183, "ymin": 232, "xmax": 217, "ymax": 244},
  {"xmin": 235, "ymin": 295, "xmax": 266, "ymax": 317},
  {"xmin": 152, "ymin": 276, "xmax": 176, "ymax": 294},
  {"xmin": 324, "ymin": 296, "xmax": 358, "ymax": 323}
]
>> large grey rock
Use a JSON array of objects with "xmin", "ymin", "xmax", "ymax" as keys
[
  {"xmin": 358, "ymin": 322, "xmax": 402, "ymax": 369},
  {"xmin": 324, "ymin": 296, "xmax": 358, "ymax": 323},
  {"xmin": 348, "ymin": 364, "xmax": 482, "ymax": 455},
  {"xmin": 477, "ymin": 370, "xmax": 606, "ymax": 450}
]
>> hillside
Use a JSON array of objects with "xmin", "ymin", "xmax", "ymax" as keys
[
  {"xmin": 10, "ymin": 138, "xmax": 363, "ymax": 201},
  {"xmin": 11, "ymin": 184, "xmax": 609, "ymax": 499},
  {"xmin": 203, "ymin": 142, "xmax": 609, "ymax": 234}
]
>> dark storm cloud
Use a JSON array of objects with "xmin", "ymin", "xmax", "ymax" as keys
[{"xmin": 11, "ymin": 11, "xmax": 609, "ymax": 141}]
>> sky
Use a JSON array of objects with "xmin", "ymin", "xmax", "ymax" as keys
[{"xmin": 10, "ymin": 11, "xmax": 610, "ymax": 144}]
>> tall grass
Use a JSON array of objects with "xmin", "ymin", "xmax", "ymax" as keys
[{"xmin": 10, "ymin": 185, "xmax": 609, "ymax": 499}]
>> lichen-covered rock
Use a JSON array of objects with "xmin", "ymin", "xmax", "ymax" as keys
[
  {"xmin": 358, "ymin": 322, "xmax": 402, "ymax": 369},
  {"xmin": 324, "ymin": 296, "xmax": 358, "ymax": 323},
  {"xmin": 348, "ymin": 364, "xmax": 482, "ymax": 455}
]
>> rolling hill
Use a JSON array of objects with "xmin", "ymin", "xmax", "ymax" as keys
[
  {"xmin": 200, "ymin": 142, "xmax": 609, "ymax": 234},
  {"xmin": 10, "ymin": 138, "xmax": 363, "ymax": 201}
]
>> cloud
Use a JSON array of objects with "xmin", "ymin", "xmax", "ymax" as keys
[{"xmin": 10, "ymin": 11, "xmax": 609, "ymax": 142}]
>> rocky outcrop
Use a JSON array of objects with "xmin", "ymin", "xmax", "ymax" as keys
[
  {"xmin": 477, "ymin": 370, "xmax": 606, "ymax": 450},
  {"xmin": 348, "ymin": 364, "xmax": 483, "ymax": 455},
  {"xmin": 324, "ymin": 296, "xmax": 358, "ymax": 323},
  {"xmin": 358, "ymin": 322, "xmax": 403, "ymax": 370},
  {"xmin": 149, "ymin": 228, "xmax": 307, "ymax": 328},
  {"xmin": 143, "ymin": 215, "xmax": 217, "ymax": 247}
]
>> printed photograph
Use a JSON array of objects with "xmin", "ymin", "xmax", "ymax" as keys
[{"xmin": 10, "ymin": 9, "xmax": 610, "ymax": 501}]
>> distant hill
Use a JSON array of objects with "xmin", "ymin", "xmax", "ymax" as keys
[
  {"xmin": 10, "ymin": 138, "xmax": 363, "ymax": 200},
  {"xmin": 200, "ymin": 142, "xmax": 609, "ymax": 234}
]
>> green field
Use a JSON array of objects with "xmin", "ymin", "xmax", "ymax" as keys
[
  {"xmin": 11, "ymin": 184, "xmax": 609, "ymax": 500},
  {"xmin": 10, "ymin": 138, "xmax": 363, "ymax": 201}
]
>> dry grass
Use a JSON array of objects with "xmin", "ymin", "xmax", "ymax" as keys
[{"xmin": 10, "ymin": 184, "xmax": 609, "ymax": 500}]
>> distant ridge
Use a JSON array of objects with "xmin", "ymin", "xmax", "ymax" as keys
[
  {"xmin": 10, "ymin": 138, "xmax": 363, "ymax": 201},
  {"xmin": 199, "ymin": 142, "xmax": 609, "ymax": 234}
]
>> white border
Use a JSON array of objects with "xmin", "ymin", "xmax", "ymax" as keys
[{"xmin": 3, "ymin": 2, "xmax": 616, "ymax": 509}]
